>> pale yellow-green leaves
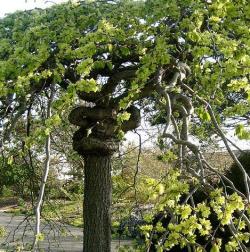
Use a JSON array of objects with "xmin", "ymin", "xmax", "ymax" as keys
[
  {"xmin": 76, "ymin": 78, "xmax": 99, "ymax": 93},
  {"xmin": 224, "ymin": 232, "xmax": 250, "ymax": 252},
  {"xmin": 196, "ymin": 203, "xmax": 211, "ymax": 218},
  {"xmin": 116, "ymin": 111, "xmax": 131, "ymax": 140},
  {"xmin": 188, "ymin": 30, "xmax": 201, "ymax": 43},
  {"xmin": 228, "ymin": 77, "xmax": 249, "ymax": 94},
  {"xmin": 176, "ymin": 205, "xmax": 192, "ymax": 220},
  {"xmin": 0, "ymin": 2, "xmax": 249, "ymax": 250},
  {"xmin": 24, "ymin": 113, "xmax": 62, "ymax": 148},
  {"xmin": 35, "ymin": 232, "xmax": 45, "ymax": 242},
  {"xmin": 225, "ymin": 239, "xmax": 238, "ymax": 252},
  {"xmin": 235, "ymin": 124, "xmax": 250, "ymax": 140},
  {"xmin": 0, "ymin": 226, "xmax": 6, "ymax": 238},
  {"xmin": 139, "ymin": 177, "xmax": 248, "ymax": 251},
  {"xmin": 164, "ymin": 215, "xmax": 201, "ymax": 249},
  {"xmin": 45, "ymin": 114, "xmax": 62, "ymax": 128},
  {"xmin": 7, "ymin": 155, "xmax": 14, "ymax": 165},
  {"xmin": 210, "ymin": 191, "xmax": 245, "ymax": 226},
  {"xmin": 139, "ymin": 224, "xmax": 153, "ymax": 239},
  {"xmin": 117, "ymin": 111, "xmax": 131, "ymax": 124},
  {"xmin": 197, "ymin": 107, "xmax": 211, "ymax": 122},
  {"xmin": 210, "ymin": 240, "xmax": 222, "ymax": 252},
  {"xmin": 199, "ymin": 218, "xmax": 212, "ymax": 236},
  {"xmin": 161, "ymin": 150, "xmax": 178, "ymax": 162},
  {"xmin": 76, "ymin": 58, "xmax": 93, "ymax": 76}
]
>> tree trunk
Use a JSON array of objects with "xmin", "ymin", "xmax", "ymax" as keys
[
  {"xmin": 83, "ymin": 154, "xmax": 112, "ymax": 252},
  {"xmin": 69, "ymin": 104, "xmax": 140, "ymax": 252}
]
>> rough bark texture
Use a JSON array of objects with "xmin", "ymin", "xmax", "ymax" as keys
[
  {"xmin": 69, "ymin": 87, "xmax": 141, "ymax": 252},
  {"xmin": 83, "ymin": 154, "xmax": 112, "ymax": 252}
]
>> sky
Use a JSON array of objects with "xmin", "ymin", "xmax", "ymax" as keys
[
  {"xmin": 0, "ymin": 0, "xmax": 250, "ymax": 150},
  {"xmin": 0, "ymin": 0, "xmax": 67, "ymax": 18}
]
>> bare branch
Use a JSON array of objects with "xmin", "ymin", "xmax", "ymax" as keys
[{"xmin": 33, "ymin": 85, "xmax": 55, "ymax": 250}]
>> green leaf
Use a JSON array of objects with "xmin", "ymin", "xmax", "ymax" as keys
[
  {"xmin": 44, "ymin": 128, "xmax": 50, "ymax": 136},
  {"xmin": 106, "ymin": 61, "xmax": 113, "ymax": 71},
  {"xmin": 197, "ymin": 107, "xmax": 211, "ymax": 122},
  {"xmin": 107, "ymin": 44, "xmax": 113, "ymax": 52},
  {"xmin": 76, "ymin": 78, "xmax": 99, "ymax": 93},
  {"xmin": 210, "ymin": 244, "xmax": 220, "ymax": 252},
  {"xmin": 117, "ymin": 130, "xmax": 125, "ymax": 140},
  {"xmin": 36, "ymin": 233, "xmax": 45, "ymax": 241},
  {"xmin": 161, "ymin": 150, "xmax": 178, "ymax": 162},
  {"xmin": 120, "ymin": 46, "xmax": 130, "ymax": 56},
  {"xmin": 7, "ymin": 156, "xmax": 13, "ymax": 165},
  {"xmin": 94, "ymin": 60, "xmax": 105, "ymax": 69},
  {"xmin": 117, "ymin": 111, "xmax": 131, "ymax": 124},
  {"xmin": 188, "ymin": 30, "xmax": 201, "ymax": 42},
  {"xmin": 235, "ymin": 124, "xmax": 250, "ymax": 140},
  {"xmin": 76, "ymin": 58, "xmax": 93, "ymax": 76},
  {"xmin": 0, "ymin": 226, "xmax": 6, "ymax": 238}
]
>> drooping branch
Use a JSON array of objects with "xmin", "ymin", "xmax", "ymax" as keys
[
  {"xmin": 155, "ymin": 68, "xmax": 172, "ymax": 133},
  {"xmin": 100, "ymin": 68, "xmax": 137, "ymax": 96},
  {"xmin": 171, "ymin": 115, "xmax": 183, "ymax": 170},
  {"xmin": 181, "ymin": 83, "xmax": 250, "ymax": 202},
  {"xmin": 77, "ymin": 67, "xmax": 137, "ymax": 104},
  {"xmin": 69, "ymin": 106, "xmax": 117, "ymax": 126}
]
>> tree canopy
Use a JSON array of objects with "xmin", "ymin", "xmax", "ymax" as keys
[{"xmin": 0, "ymin": 0, "xmax": 250, "ymax": 251}]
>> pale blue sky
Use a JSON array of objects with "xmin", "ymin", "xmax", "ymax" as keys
[{"xmin": 0, "ymin": 0, "xmax": 67, "ymax": 17}]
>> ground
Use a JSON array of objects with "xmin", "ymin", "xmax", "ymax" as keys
[{"xmin": 0, "ymin": 212, "xmax": 132, "ymax": 251}]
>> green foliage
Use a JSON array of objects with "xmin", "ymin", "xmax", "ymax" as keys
[
  {"xmin": 159, "ymin": 150, "xmax": 178, "ymax": 162},
  {"xmin": 197, "ymin": 107, "xmax": 211, "ymax": 122},
  {"xmin": 0, "ymin": 0, "xmax": 250, "ymax": 250},
  {"xmin": 0, "ymin": 226, "xmax": 6, "ymax": 238},
  {"xmin": 35, "ymin": 232, "xmax": 45, "ymax": 242},
  {"xmin": 210, "ymin": 190, "xmax": 244, "ymax": 226},
  {"xmin": 138, "ymin": 177, "xmax": 250, "ymax": 251},
  {"xmin": 1, "ymin": 185, "xmax": 14, "ymax": 198},
  {"xmin": 0, "ymin": 157, "xmax": 31, "ymax": 196},
  {"xmin": 0, "ymin": 0, "xmax": 248, "ymax": 123},
  {"xmin": 117, "ymin": 112, "xmax": 131, "ymax": 125},
  {"xmin": 235, "ymin": 124, "xmax": 250, "ymax": 140},
  {"xmin": 0, "ymin": 0, "xmax": 249, "ymax": 147}
]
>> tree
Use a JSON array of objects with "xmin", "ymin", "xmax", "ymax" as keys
[{"xmin": 0, "ymin": 0, "xmax": 249, "ymax": 251}]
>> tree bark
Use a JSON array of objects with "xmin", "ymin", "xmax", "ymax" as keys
[
  {"xmin": 33, "ymin": 85, "xmax": 55, "ymax": 250},
  {"xmin": 83, "ymin": 154, "xmax": 112, "ymax": 252},
  {"xmin": 69, "ymin": 99, "xmax": 141, "ymax": 252}
]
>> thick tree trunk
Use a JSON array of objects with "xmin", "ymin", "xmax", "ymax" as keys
[{"xmin": 83, "ymin": 154, "xmax": 112, "ymax": 252}]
